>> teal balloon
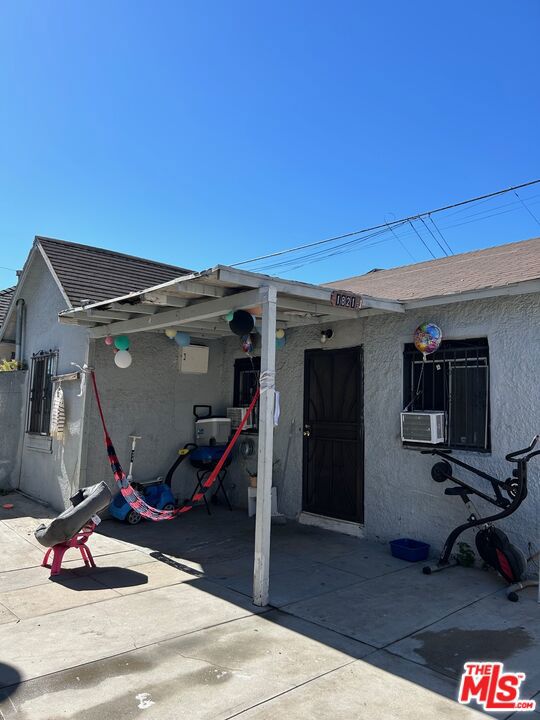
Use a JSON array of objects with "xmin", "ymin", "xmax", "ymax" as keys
[
  {"xmin": 175, "ymin": 332, "xmax": 191, "ymax": 347},
  {"xmin": 114, "ymin": 335, "xmax": 130, "ymax": 351},
  {"xmin": 225, "ymin": 311, "xmax": 234, "ymax": 322},
  {"xmin": 276, "ymin": 336, "xmax": 286, "ymax": 350}
]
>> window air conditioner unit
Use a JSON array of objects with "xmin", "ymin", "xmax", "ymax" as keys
[
  {"xmin": 401, "ymin": 411, "xmax": 446, "ymax": 444},
  {"xmin": 227, "ymin": 407, "xmax": 254, "ymax": 430}
]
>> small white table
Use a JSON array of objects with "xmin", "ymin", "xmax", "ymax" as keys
[{"xmin": 247, "ymin": 486, "xmax": 278, "ymax": 518}]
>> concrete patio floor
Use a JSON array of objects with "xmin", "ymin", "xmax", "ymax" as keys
[{"xmin": 0, "ymin": 492, "xmax": 538, "ymax": 720}]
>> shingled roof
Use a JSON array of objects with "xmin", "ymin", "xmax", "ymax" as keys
[
  {"xmin": 328, "ymin": 237, "xmax": 540, "ymax": 302},
  {"xmin": 0, "ymin": 287, "xmax": 16, "ymax": 329},
  {"xmin": 37, "ymin": 237, "xmax": 192, "ymax": 307}
]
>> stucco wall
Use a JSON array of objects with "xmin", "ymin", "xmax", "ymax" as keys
[
  {"xmin": 243, "ymin": 291, "xmax": 539, "ymax": 557},
  {"xmin": 0, "ymin": 370, "xmax": 26, "ymax": 489},
  {"xmin": 82, "ymin": 333, "xmax": 229, "ymax": 502},
  {"xmin": 80, "ymin": 291, "xmax": 539, "ymax": 559},
  {"xmin": 15, "ymin": 253, "xmax": 89, "ymax": 510}
]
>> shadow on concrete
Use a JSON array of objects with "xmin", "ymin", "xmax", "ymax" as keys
[
  {"xmin": 95, "ymin": 504, "xmax": 540, "ymax": 718},
  {"xmin": 51, "ymin": 566, "xmax": 150, "ymax": 590},
  {"xmin": 0, "ymin": 662, "xmax": 21, "ymax": 698}
]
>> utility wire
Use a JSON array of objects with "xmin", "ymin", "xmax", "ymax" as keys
[
  {"xmin": 428, "ymin": 214, "xmax": 453, "ymax": 256},
  {"xmin": 407, "ymin": 220, "xmax": 438, "ymax": 259},
  {"xmin": 385, "ymin": 221, "xmax": 418, "ymax": 262},
  {"xmin": 249, "ymin": 191, "xmax": 540, "ymax": 275},
  {"xmin": 253, "ymin": 196, "xmax": 540, "ymax": 275},
  {"xmin": 419, "ymin": 215, "xmax": 450, "ymax": 256},
  {"xmin": 514, "ymin": 191, "xmax": 540, "ymax": 228},
  {"xmin": 231, "ymin": 179, "xmax": 540, "ymax": 268}
]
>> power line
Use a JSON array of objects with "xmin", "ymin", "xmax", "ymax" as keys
[
  {"xmin": 419, "ymin": 215, "xmax": 451, "ymax": 256},
  {"xmin": 385, "ymin": 222, "xmax": 418, "ymax": 262},
  {"xmin": 231, "ymin": 179, "xmax": 540, "ymax": 268},
  {"xmin": 514, "ymin": 191, "xmax": 540, "ymax": 228},
  {"xmin": 407, "ymin": 220, "xmax": 438, "ymax": 259},
  {"xmin": 253, "ymin": 194, "xmax": 540, "ymax": 275},
  {"xmin": 428, "ymin": 214, "xmax": 453, "ymax": 255}
]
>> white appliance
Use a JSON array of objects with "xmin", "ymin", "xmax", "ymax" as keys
[
  {"xmin": 227, "ymin": 407, "xmax": 254, "ymax": 430},
  {"xmin": 195, "ymin": 417, "xmax": 231, "ymax": 445},
  {"xmin": 400, "ymin": 411, "xmax": 446, "ymax": 444}
]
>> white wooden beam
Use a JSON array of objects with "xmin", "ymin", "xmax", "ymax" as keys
[
  {"xmin": 86, "ymin": 309, "xmax": 133, "ymax": 322},
  {"xmin": 217, "ymin": 266, "xmax": 333, "ymax": 302},
  {"xmin": 174, "ymin": 280, "xmax": 231, "ymax": 298},
  {"xmin": 58, "ymin": 316, "xmax": 97, "ymax": 327},
  {"xmin": 110, "ymin": 302, "xmax": 158, "ymax": 315},
  {"xmin": 277, "ymin": 296, "xmax": 365, "ymax": 319},
  {"xmin": 253, "ymin": 285, "xmax": 277, "ymax": 607},
  {"xmin": 88, "ymin": 289, "xmax": 262, "ymax": 338},
  {"xmin": 361, "ymin": 296, "xmax": 404, "ymax": 313},
  {"xmin": 141, "ymin": 292, "xmax": 190, "ymax": 307}
]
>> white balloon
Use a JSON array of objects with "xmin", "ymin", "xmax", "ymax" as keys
[{"xmin": 114, "ymin": 350, "xmax": 132, "ymax": 368}]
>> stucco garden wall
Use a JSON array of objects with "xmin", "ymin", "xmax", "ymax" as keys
[
  {"xmin": 0, "ymin": 370, "xmax": 26, "ymax": 489},
  {"xmin": 16, "ymin": 253, "xmax": 89, "ymax": 510}
]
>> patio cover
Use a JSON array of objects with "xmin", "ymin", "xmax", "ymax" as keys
[{"xmin": 59, "ymin": 265, "xmax": 404, "ymax": 605}]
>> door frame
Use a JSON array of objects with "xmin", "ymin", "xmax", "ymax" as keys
[{"xmin": 302, "ymin": 345, "xmax": 364, "ymax": 523}]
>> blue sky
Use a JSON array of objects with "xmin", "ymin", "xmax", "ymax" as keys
[{"xmin": 1, "ymin": 1, "xmax": 539, "ymax": 289}]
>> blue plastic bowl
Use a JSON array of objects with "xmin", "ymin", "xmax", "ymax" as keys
[{"xmin": 390, "ymin": 538, "xmax": 430, "ymax": 562}]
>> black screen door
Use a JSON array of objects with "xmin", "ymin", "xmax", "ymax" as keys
[{"xmin": 302, "ymin": 346, "xmax": 364, "ymax": 522}]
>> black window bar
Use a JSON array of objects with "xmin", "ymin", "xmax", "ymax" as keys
[
  {"xmin": 233, "ymin": 356, "xmax": 261, "ymax": 431},
  {"xmin": 27, "ymin": 351, "xmax": 58, "ymax": 435},
  {"xmin": 403, "ymin": 339, "xmax": 490, "ymax": 451}
]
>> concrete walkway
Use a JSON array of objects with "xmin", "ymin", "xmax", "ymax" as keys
[{"xmin": 0, "ymin": 493, "xmax": 538, "ymax": 719}]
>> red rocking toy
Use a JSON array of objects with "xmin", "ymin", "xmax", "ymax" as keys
[{"xmin": 41, "ymin": 522, "xmax": 97, "ymax": 577}]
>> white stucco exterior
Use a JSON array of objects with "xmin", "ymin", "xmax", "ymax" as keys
[
  {"xmin": 0, "ymin": 252, "xmax": 89, "ymax": 508},
  {"xmin": 79, "ymin": 291, "xmax": 540, "ymax": 559},
  {"xmin": 0, "ymin": 246, "xmax": 538, "ymax": 562}
]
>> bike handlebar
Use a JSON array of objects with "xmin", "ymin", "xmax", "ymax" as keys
[{"xmin": 505, "ymin": 435, "xmax": 540, "ymax": 462}]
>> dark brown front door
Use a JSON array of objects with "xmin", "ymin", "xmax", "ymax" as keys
[{"xmin": 302, "ymin": 346, "xmax": 364, "ymax": 522}]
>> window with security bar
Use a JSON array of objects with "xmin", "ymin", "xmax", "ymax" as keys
[
  {"xmin": 27, "ymin": 351, "xmax": 58, "ymax": 435},
  {"xmin": 233, "ymin": 356, "xmax": 260, "ymax": 431},
  {"xmin": 403, "ymin": 339, "xmax": 490, "ymax": 451}
]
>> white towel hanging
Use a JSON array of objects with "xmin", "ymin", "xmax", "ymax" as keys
[{"xmin": 50, "ymin": 384, "xmax": 65, "ymax": 439}]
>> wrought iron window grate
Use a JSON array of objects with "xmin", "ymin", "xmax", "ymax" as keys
[
  {"xmin": 403, "ymin": 339, "xmax": 490, "ymax": 451},
  {"xmin": 27, "ymin": 351, "xmax": 58, "ymax": 435},
  {"xmin": 233, "ymin": 356, "xmax": 260, "ymax": 431}
]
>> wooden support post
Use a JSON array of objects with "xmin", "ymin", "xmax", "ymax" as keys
[{"xmin": 253, "ymin": 285, "xmax": 277, "ymax": 607}]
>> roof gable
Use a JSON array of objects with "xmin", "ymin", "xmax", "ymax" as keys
[
  {"xmin": 36, "ymin": 236, "xmax": 192, "ymax": 307},
  {"xmin": 328, "ymin": 237, "xmax": 540, "ymax": 301},
  {"xmin": 0, "ymin": 287, "xmax": 16, "ymax": 329}
]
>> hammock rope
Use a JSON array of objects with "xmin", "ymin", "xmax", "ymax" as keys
[{"xmin": 90, "ymin": 370, "xmax": 260, "ymax": 521}]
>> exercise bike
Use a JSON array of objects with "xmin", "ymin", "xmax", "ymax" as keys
[{"xmin": 421, "ymin": 435, "xmax": 539, "ymax": 601}]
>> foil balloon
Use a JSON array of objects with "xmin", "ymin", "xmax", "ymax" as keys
[
  {"xmin": 241, "ymin": 334, "xmax": 254, "ymax": 354},
  {"xmin": 414, "ymin": 323, "xmax": 442, "ymax": 359}
]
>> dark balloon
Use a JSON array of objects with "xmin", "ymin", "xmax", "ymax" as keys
[{"xmin": 229, "ymin": 310, "xmax": 255, "ymax": 336}]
